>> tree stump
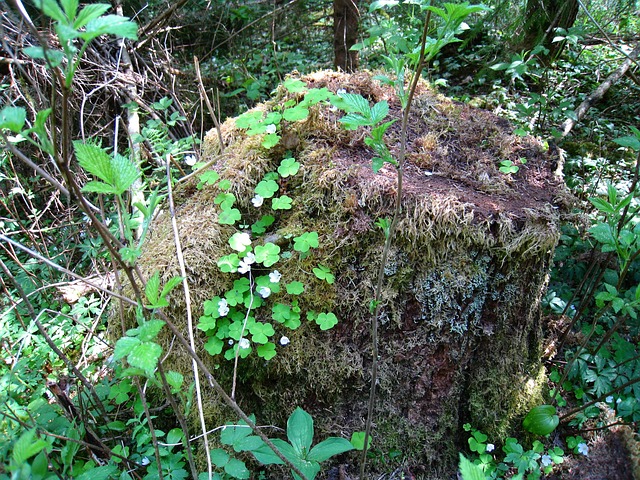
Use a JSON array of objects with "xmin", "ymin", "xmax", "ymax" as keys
[{"xmin": 138, "ymin": 71, "xmax": 567, "ymax": 477}]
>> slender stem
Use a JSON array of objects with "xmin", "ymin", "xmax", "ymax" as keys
[{"xmin": 359, "ymin": 9, "xmax": 431, "ymax": 479}]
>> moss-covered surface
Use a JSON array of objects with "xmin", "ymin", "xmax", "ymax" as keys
[{"xmin": 124, "ymin": 70, "xmax": 569, "ymax": 478}]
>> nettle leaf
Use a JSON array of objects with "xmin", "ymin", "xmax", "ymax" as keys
[
  {"xmin": 339, "ymin": 113, "xmax": 372, "ymax": 130},
  {"xmin": 271, "ymin": 196, "xmax": 293, "ymax": 210},
  {"xmin": 12, "ymin": 429, "xmax": 49, "ymax": 465},
  {"xmin": 255, "ymin": 179, "xmax": 279, "ymax": 198},
  {"xmin": 35, "ymin": 0, "xmax": 67, "ymax": 22},
  {"xmin": 113, "ymin": 336, "xmax": 140, "ymax": 360},
  {"xmin": 0, "ymin": 106, "xmax": 26, "ymax": 132},
  {"xmin": 337, "ymin": 93, "xmax": 371, "ymax": 114},
  {"xmin": 145, "ymin": 271, "xmax": 161, "ymax": 305},
  {"xmin": 369, "ymin": 101, "xmax": 389, "ymax": 124},
  {"xmin": 137, "ymin": 320, "xmax": 165, "ymax": 342},
  {"xmin": 315, "ymin": 312, "xmax": 338, "ymax": 330},
  {"xmin": 283, "ymin": 78, "xmax": 307, "ymax": 93},
  {"xmin": 458, "ymin": 454, "xmax": 486, "ymax": 480},
  {"xmin": 283, "ymin": 106, "xmax": 309, "ymax": 122}
]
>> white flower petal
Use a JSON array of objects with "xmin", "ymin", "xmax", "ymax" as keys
[
  {"xmin": 269, "ymin": 270, "xmax": 282, "ymax": 283},
  {"xmin": 265, "ymin": 124, "xmax": 277, "ymax": 134},
  {"xmin": 252, "ymin": 195, "xmax": 264, "ymax": 207},
  {"xmin": 279, "ymin": 336, "xmax": 290, "ymax": 346},
  {"xmin": 239, "ymin": 338, "xmax": 250, "ymax": 349}
]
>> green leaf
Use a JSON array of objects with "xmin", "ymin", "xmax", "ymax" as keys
[
  {"xmin": 315, "ymin": 312, "xmax": 338, "ymax": 330},
  {"xmin": 218, "ymin": 253, "xmax": 240, "ymax": 272},
  {"xmin": 522, "ymin": 405, "xmax": 559, "ymax": 435},
  {"xmin": 12, "ymin": 429, "xmax": 49, "ymax": 465},
  {"xmin": 293, "ymin": 232, "xmax": 319, "ymax": 252},
  {"xmin": 255, "ymin": 179, "xmax": 279, "ymax": 198},
  {"xmin": 308, "ymin": 437, "xmax": 354, "ymax": 462},
  {"xmin": 225, "ymin": 458, "xmax": 250, "ymax": 479},
  {"xmin": 369, "ymin": 101, "xmax": 389, "ymax": 124},
  {"xmin": 127, "ymin": 341, "xmax": 162, "ymax": 375},
  {"xmin": 261, "ymin": 133, "xmax": 280, "ymax": 149},
  {"xmin": 236, "ymin": 111, "xmax": 264, "ymax": 129},
  {"xmin": 337, "ymin": 93, "xmax": 371, "ymax": 115},
  {"xmin": 287, "ymin": 407, "xmax": 314, "ymax": 457},
  {"xmin": 145, "ymin": 271, "xmax": 160, "ymax": 305},
  {"xmin": 252, "ymin": 215, "xmax": 275, "ymax": 235},
  {"xmin": 278, "ymin": 157, "xmax": 301, "ymax": 177},
  {"xmin": 257, "ymin": 342, "xmax": 277, "ymax": 360},
  {"xmin": 74, "ymin": 4, "xmax": 111, "ymax": 28},
  {"xmin": 165, "ymin": 371, "xmax": 183, "ymax": 392},
  {"xmin": 283, "ymin": 78, "xmax": 307, "ymax": 93},
  {"xmin": 83, "ymin": 15, "xmax": 138, "ymax": 41},
  {"xmin": 0, "ymin": 106, "xmax": 26, "ymax": 132},
  {"xmin": 218, "ymin": 208, "xmax": 241, "ymax": 225},
  {"xmin": 137, "ymin": 320, "xmax": 165, "ymax": 342},
  {"xmin": 198, "ymin": 170, "xmax": 220, "ymax": 188},
  {"xmin": 210, "ymin": 448, "xmax": 229, "ymax": 468},
  {"xmin": 613, "ymin": 135, "xmax": 640, "ymax": 151},
  {"xmin": 286, "ymin": 281, "xmax": 305, "ymax": 295},
  {"xmin": 204, "ymin": 336, "xmax": 224, "ymax": 355},
  {"xmin": 589, "ymin": 197, "xmax": 615, "ymax": 214},
  {"xmin": 23, "ymin": 46, "xmax": 65, "ymax": 67},
  {"xmin": 113, "ymin": 336, "xmax": 140, "ymax": 360},
  {"xmin": 349, "ymin": 431, "xmax": 371, "ymax": 451},
  {"xmin": 283, "ymin": 106, "xmax": 309, "ymax": 122},
  {"xmin": 75, "ymin": 465, "xmax": 118, "ymax": 480},
  {"xmin": 272, "ymin": 196, "xmax": 293, "ymax": 210},
  {"xmin": 160, "ymin": 276, "xmax": 183, "ymax": 299},
  {"xmin": 254, "ymin": 243, "xmax": 280, "ymax": 267},
  {"xmin": 250, "ymin": 439, "xmax": 287, "ymax": 465},
  {"xmin": 221, "ymin": 419, "xmax": 253, "ymax": 448},
  {"xmin": 35, "ymin": 0, "xmax": 67, "ymax": 22},
  {"xmin": 458, "ymin": 453, "xmax": 486, "ymax": 480},
  {"xmin": 313, "ymin": 265, "xmax": 335, "ymax": 284}
]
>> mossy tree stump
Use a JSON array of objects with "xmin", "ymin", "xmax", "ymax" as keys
[{"xmin": 138, "ymin": 71, "xmax": 566, "ymax": 477}]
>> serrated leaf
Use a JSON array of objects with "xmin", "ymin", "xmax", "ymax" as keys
[
  {"xmin": 458, "ymin": 453, "xmax": 485, "ymax": 480},
  {"xmin": 369, "ymin": 101, "xmax": 389, "ymax": 124},
  {"xmin": 137, "ymin": 320, "xmax": 165, "ymax": 342},
  {"xmin": 0, "ymin": 106, "xmax": 26, "ymax": 132},
  {"xmin": 283, "ymin": 78, "xmax": 307, "ymax": 93},
  {"xmin": 74, "ymin": 3, "xmax": 111, "ymax": 28},
  {"xmin": 161, "ymin": 276, "xmax": 183, "ymax": 299},
  {"xmin": 113, "ymin": 336, "xmax": 140, "ymax": 360},
  {"xmin": 127, "ymin": 341, "xmax": 162, "ymax": 375},
  {"xmin": 283, "ymin": 106, "xmax": 309, "ymax": 122},
  {"xmin": 225, "ymin": 458, "xmax": 250, "ymax": 479},
  {"xmin": 12, "ymin": 429, "xmax": 49, "ymax": 464},
  {"xmin": 75, "ymin": 465, "xmax": 118, "ymax": 480},
  {"xmin": 210, "ymin": 448, "xmax": 230, "ymax": 467},
  {"xmin": 83, "ymin": 15, "xmax": 138, "ymax": 41},
  {"xmin": 145, "ymin": 271, "xmax": 160, "ymax": 305},
  {"xmin": 35, "ymin": 0, "xmax": 67, "ymax": 22}
]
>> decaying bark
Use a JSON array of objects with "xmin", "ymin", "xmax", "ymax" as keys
[{"xmin": 333, "ymin": 0, "xmax": 360, "ymax": 72}]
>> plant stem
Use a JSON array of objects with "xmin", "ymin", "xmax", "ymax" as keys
[{"xmin": 359, "ymin": 9, "xmax": 431, "ymax": 479}]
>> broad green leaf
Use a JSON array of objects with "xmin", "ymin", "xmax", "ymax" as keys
[
  {"xmin": 127, "ymin": 341, "xmax": 162, "ymax": 375},
  {"xmin": 75, "ymin": 465, "xmax": 118, "ymax": 480},
  {"xmin": 113, "ymin": 336, "xmax": 140, "ymax": 360},
  {"xmin": 315, "ymin": 312, "xmax": 338, "ymax": 330},
  {"xmin": 287, "ymin": 407, "xmax": 314, "ymax": 457},
  {"xmin": 589, "ymin": 197, "xmax": 615, "ymax": 214},
  {"xmin": 74, "ymin": 3, "xmax": 111, "ymax": 29},
  {"xmin": 254, "ymin": 243, "xmax": 280, "ymax": 267},
  {"xmin": 369, "ymin": 101, "xmax": 389, "ymax": 124},
  {"xmin": 83, "ymin": 15, "xmax": 138, "ymax": 41},
  {"xmin": 283, "ymin": 78, "xmax": 307, "ymax": 93},
  {"xmin": 61, "ymin": 0, "xmax": 79, "ymax": 21},
  {"xmin": 278, "ymin": 157, "xmax": 301, "ymax": 177},
  {"xmin": 35, "ymin": 0, "xmax": 67, "ymax": 22},
  {"xmin": 283, "ymin": 106, "xmax": 309, "ymax": 122},
  {"xmin": 81, "ymin": 181, "xmax": 116, "ymax": 194},
  {"xmin": 160, "ymin": 276, "xmax": 183, "ymax": 299},
  {"xmin": 349, "ymin": 431, "xmax": 371, "ymax": 451},
  {"xmin": 225, "ymin": 458, "xmax": 250, "ymax": 479},
  {"xmin": 613, "ymin": 135, "xmax": 640, "ymax": 151},
  {"xmin": 522, "ymin": 405, "xmax": 559, "ymax": 435},
  {"xmin": 339, "ymin": 113, "xmax": 371, "ymax": 130},
  {"xmin": 23, "ymin": 46, "xmax": 65, "ymax": 67},
  {"xmin": 250, "ymin": 439, "xmax": 286, "ymax": 465},
  {"xmin": 458, "ymin": 453, "xmax": 485, "ymax": 480},
  {"xmin": 204, "ymin": 336, "xmax": 224, "ymax": 355},
  {"xmin": 210, "ymin": 448, "xmax": 230, "ymax": 467},
  {"xmin": 308, "ymin": 437, "xmax": 354, "ymax": 462},
  {"xmin": 137, "ymin": 320, "xmax": 165, "ymax": 342},
  {"xmin": 0, "ymin": 106, "xmax": 26, "ymax": 132},
  {"xmin": 220, "ymin": 419, "xmax": 253, "ymax": 448},
  {"xmin": 236, "ymin": 111, "xmax": 264, "ymax": 129},
  {"xmin": 338, "ymin": 93, "xmax": 371, "ymax": 114},
  {"xmin": 165, "ymin": 371, "xmax": 183, "ymax": 392},
  {"xmin": 12, "ymin": 429, "xmax": 49, "ymax": 464},
  {"xmin": 111, "ymin": 153, "xmax": 140, "ymax": 194},
  {"xmin": 589, "ymin": 223, "xmax": 615, "ymax": 246}
]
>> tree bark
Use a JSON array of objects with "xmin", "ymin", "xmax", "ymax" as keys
[
  {"xmin": 333, "ymin": 0, "xmax": 359, "ymax": 72},
  {"xmin": 520, "ymin": 0, "xmax": 579, "ymax": 59}
]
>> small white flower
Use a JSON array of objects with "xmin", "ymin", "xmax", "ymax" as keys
[
  {"xmin": 238, "ymin": 261, "xmax": 251, "ymax": 274},
  {"xmin": 577, "ymin": 443, "xmax": 589, "ymax": 456},
  {"xmin": 257, "ymin": 286, "xmax": 271, "ymax": 298},
  {"xmin": 265, "ymin": 124, "xmax": 277, "ymax": 134},
  {"xmin": 541, "ymin": 454, "xmax": 552, "ymax": 467},
  {"xmin": 279, "ymin": 336, "xmax": 290, "ymax": 346},
  {"xmin": 606, "ymin": 396, "xmax": 614, "ymax": 403},
  {"xmin": 617, "ymin": 397, "xmax": 622, "ymax": 403},
  {"xmin": 269, "ymin": 270, "xmax": 282, "ymax": 283},
  {"xmin": 244, "ymin": 252, "xmax": 256, "ymax": 264},
  {"xmin": 252, "ymin": 195, "xmax": 264, "ymax": 207},
  {"xmin": 485, "ymin": 443, "xmax": 495, "ymax": 452},
  {"xmin": 336, "ymin": 88, "xmax": 347, "ymax": 96},
  {"xmin": 140, "ymin": 457, "xmax": 150, "ymax": 466},
  {"xmin": 238, "ymin": 338, "xmax": 250, "ymax": 349},
  {"xmin": 185, "ymin": 154, "xmax": 197, "ymax": 166},
  {"xmin": 218, "ymin": 298, "xmax": 229, "ymax": 316},
  {"xmin": 228, "ymin": 339, "xmax": 234, "ymax": 345}
]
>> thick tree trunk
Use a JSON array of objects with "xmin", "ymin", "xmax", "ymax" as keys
[
  {"xmin": 520, "ymin": 0, "xmax": 579, "ymax": 59},
  {"xmin": 333, "ymin": 0, "xmax": 359, "ymax": 72}
]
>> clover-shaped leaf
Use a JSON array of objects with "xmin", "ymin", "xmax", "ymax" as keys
[
  {"xmin": 314, "ymin": 312, "xmax": 338, "ymax": 330},
  {"xmin": 255, "ymin": 179, "xmax": 279, "ymax": 198},
  {"xmin": 271, "ymin": 196, "xmax": 292, "ymax": 210},
  {"xmin": 278, "ymin": 157, "xmax": 301, "ymax": 177},
  {"xmin": 229, "ymin": 232, "xmax": 252, "ymax": 252},
  {"xmin": 218, "ymin": 254, "xmax": 239, "ymax": 273},
  {"xmin": 256, "ymin": 342, "xmax": 277, "ymax": 360},
  {"xmin": 218, "ymin": 207, "xmax": 241, "ymax": 225},
  {"xmin": 313, "ymin": 265, "xmax": 334, "ymax": 284},
  {"xmin": 254, "ymin": 243, "xmax": 280, "ymax": 267},
  {"xmin": 293, "ymin": 232, "xmax": 319, "ymax": 252},
  {"xmin": 286, "ymin": 281, "xmax": 305, "ymax": 295}
]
